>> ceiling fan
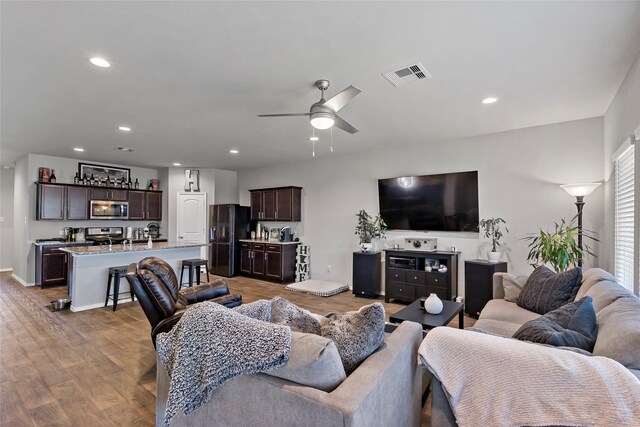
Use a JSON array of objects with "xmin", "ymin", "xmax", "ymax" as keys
[{"xmin": 258, "ymin": 79, "xmax": 361, "ymax": 134}]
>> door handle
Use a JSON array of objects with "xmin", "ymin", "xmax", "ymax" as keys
[
  {"xmin": 275, "ymin": 211, "xmax": 278, "ymax": 219},
  {"xmin": 264, "ymin": 253, "xmax": 267, "ymax": 261},
  {"xmin": 179, "ymin": 236, "xmax": 184, "ymax": 239}
]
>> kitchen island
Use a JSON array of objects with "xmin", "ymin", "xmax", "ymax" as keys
[{"xmin": 61, "ymin": 242, "xmax": 209, "ymax": 312}]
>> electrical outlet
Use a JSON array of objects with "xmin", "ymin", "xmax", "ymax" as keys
[{"xmin": 326, "ymin": 265, "xmax": 331, "ymax": 273}]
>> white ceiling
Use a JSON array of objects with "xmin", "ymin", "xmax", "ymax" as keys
[{"xmin": 2, "ymin": 1, "xmax": 640, "ymax": 170}]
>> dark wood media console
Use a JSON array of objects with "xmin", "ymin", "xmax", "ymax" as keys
[{"xmin": 384, "ymin": 250, "xmax": 460, "ymax": 303}]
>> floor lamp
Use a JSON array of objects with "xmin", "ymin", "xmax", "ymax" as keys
[{"xmin": 559, "ymin": 183, "xmax": 601, "ymax": 267}]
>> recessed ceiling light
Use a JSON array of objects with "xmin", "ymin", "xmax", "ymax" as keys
[
  {"xmin": 481, "ymin": 97, "xmax": 499, "ymax": 104},
  {"xmin": 118, "ymin": 126, "xmax": 131, "ymax": 132},
  {"xmin": 172, "ymin": 162, "xmax": 181, "ymax": 166},
  {"xmin": 73, "ymin": 147, "xmax": 85, "ymax": 152},
  {"xmin": 309, "ymin": 136, "xmax": 319, "ymax": 141},
  {"xmin": 89, "ymin": 57, "xmax": 111, "ymax": 68},
  {"xmin": 229, "ymin": 149, "xmax": 239, "ymax": 154}
]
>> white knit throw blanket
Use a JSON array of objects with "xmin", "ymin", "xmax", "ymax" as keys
[{"xmin": 419, "ymin": 328, "xmax": 640, "ymax": 427}]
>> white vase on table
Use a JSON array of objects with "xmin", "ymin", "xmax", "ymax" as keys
[{"xmin": 424, "ymin": 293, "xmax": 443, "ymax": 315}]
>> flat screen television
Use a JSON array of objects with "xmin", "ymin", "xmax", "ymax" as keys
[{"xmin": 378, "ymin": 171, "xmax": 479, "ymax": 232}]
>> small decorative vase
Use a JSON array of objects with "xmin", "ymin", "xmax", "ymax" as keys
[
  {"xmin": 488, "ymin": 251, "xmax": 502, "ymax": 263},
  {"xmin": 424, "ymin": 293, "xmax": 443, "ymax": 314}
]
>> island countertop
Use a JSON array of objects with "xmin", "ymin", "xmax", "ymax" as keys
[
  {"xmin": 60, "ymin": 241, "xmax": 209, "ymax": 256},
  {"xmin": 238, "ymin": 239, "xmax": 300, "ymax": 245}
]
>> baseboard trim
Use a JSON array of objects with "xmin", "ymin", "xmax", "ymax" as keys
[
  {"xmin": 70, "ymin": 298, "xmax": 134, "ymax": 312},
  {"xmin": 11, "ymin": 273, "xmax": 35, "ymax": 287}
]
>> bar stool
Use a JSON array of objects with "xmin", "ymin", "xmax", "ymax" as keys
[
  {"xmin": 105, "ymin": 265, "xmax": 134, "ymax": 311},
  {"xmin": 179, "ymin": 259, "xmax": 210, "ymax": 288}
]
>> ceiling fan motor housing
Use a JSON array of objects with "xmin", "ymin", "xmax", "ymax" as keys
[{"xmin": 310, "ymin": 103, "xmax": 335, "ymax": 129}]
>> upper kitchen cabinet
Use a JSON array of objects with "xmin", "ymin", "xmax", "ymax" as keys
[
  {"xmin": 249, "ymin": 186, "xmax": 302, "ymax": 221},
  {"xmin": 35, "ymin": 182, "xmax": 163, "ymax": 221},
  {"xmin": 90, "ymin": 188, "xmax": 127, "ymax": 201},
  {"xmin": 66, "ymin": 187, "xmax": 89, "ymax": 220},
  {"xmin": 129, "ymin": 190, "xmax": 162, "ymax": 220},
  {"xmin": 37, "ymin": 184, "xmax": 65, "ymax": 220},
  {"xmin": 128, "ymin": 190, "xmax": 146, "ymax": 220},
  {"xmin": 145, "ymin": 192, "xmax": 162, "ymax": 220}
]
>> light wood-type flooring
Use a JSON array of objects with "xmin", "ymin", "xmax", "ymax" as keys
[{"xmin": 0, "ymin": 271, "xmax": 474, "ymax": 426}]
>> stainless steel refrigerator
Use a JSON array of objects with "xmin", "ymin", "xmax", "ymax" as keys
[{"xmin": 209, "ymin": 204, "xmax": 251, "ymax": 277}]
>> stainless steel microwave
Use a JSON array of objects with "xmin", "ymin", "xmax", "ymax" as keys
[{"xmin": 89, "ymin": 200, "xmax": 129, "ymax": 220}]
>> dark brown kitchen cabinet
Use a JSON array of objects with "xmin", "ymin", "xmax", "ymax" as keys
[
  {"xmin": 249, "ymin": 186, "xmax": 302, "ymax": 221},
  {"xmin": 66, "ymin": 187, "xmax": 89, "ymax": 220},
  {"xmin": 239, "ymin": 241, "xmax": 298, "ymax": 283},
  {"xmin": 37, "ymin": 184, "xmax": 65, "ymax": 220},
  {"xmin": 145, "ymin": 192, "xmax": 162, "ymax": 220},
  {"xmin": 90, "ymin": 188, "xmax": 127, "ymax": 201},
  {"xmin": 128, "ymin": 190, "xmax": 146, "ymax": 220},
  {"xmin": 36, "ymin": 182, "xmax": 163, "ymax": 221},
  {"xmin": 41, "ymin": 248, "xmax": 67, "ymax": 287}
]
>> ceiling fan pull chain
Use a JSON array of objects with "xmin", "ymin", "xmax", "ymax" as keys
[
  {"xmin": 330, "ymin": 126, "xmax": 334, "ymax": 153},
  {"xmin": 312, "ymin": 139, "xmax": 315, "ymax": 157}
]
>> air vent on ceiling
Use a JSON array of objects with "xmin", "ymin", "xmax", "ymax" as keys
[
  {"xmin": 382, "ymin": 62, "xmax": 431, "ymax": 87},
  {"xmin": 115, "ymin": 147, "xmax": 135, "ymax": 152}
]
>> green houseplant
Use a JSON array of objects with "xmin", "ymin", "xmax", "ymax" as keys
[
  {"xmin": 479, "ymin": 218, "xmax": 509, "ymax": 262},
  {"xmin": 524, "ymin": 217, "xmax": 597, "ymax": 272},
  {"xmin": 355, "ymin": 210, "xmax": 388, "ymax": 252}
]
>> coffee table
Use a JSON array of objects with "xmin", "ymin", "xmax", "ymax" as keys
[{"xmin": 389, "ymin": 299, "xmax": 464, "ymax": 330}]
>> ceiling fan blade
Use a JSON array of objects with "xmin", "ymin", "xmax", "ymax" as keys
[
  {"xmin": 333, "ymin": 115, "xmax": 359, "ymax": 134},
  {"xmin": 322, "ymin": 86, "xmax": 361, "ymax": 112},
  {"xmin": 257, "ymin": 113, "xmax": 310, "ymax": 117}
]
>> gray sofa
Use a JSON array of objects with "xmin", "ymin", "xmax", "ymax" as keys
[
  {"xmin": 157, "ymin": 320, "xmax": 423, "ymax": 427},
  {"xmin": 431, "ymin": 268, "xmax": 640, "ymax": 426}
]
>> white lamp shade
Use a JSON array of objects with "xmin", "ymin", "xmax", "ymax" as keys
[
  {"xmin": 310, "ymin": 114, "xmax": 334, "ymax": 130},
  {"xmin": 560, "ymin": 182, "xmax": 601, "ymax": 197}
]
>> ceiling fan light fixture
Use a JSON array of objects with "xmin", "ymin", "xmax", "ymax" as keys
[{"xmin": 310, "ymin": 113, "xmax": 334, "ymax": 130}]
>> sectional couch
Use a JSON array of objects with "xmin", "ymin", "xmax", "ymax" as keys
[{"xmin": 430, "ymin": 268, "xmax": 640, "ymax": 426}]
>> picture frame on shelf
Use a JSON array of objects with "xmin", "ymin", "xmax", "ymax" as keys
[{"xmin": 78, "ymin": 162, "xmax": 130, "ymax": 183}]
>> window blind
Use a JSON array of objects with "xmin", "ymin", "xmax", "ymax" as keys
[{"xmin": 614, "ymin": 145, "xmax": 635, "ymax": 291}]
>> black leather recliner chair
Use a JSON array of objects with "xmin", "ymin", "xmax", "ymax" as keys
[{"xmin": 126, "ymin": 256, "xmax": 242, "ymax": 345}]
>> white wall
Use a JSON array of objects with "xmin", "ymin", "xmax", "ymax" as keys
[
  {"xmin": 1, "ymin": 168, "xmax": 15, "ymax": 270},
  {"xmin": 238, "ymin": 118, "xmax": 604, "ymax": 296},
  {"xmin": 603, "ymin": 49, "xmax": 640, "ymax": 274},
  {"xmin": 13, "ymin": 153, "xmax": 161, "ymax": 284},
  {"xmin": 166, "ymin": 168, "xmax": 238, "ymax": 242}
]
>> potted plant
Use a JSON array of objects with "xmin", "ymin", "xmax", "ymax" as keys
[
  {"xmin": 524, "ymin": 217, "xmax": 597, "ymax": 272},
  {"xmin": 355, "ymin": 210, "xmax": 388, "ymax": 252},
  {"xmin": 479, "ymin": 217, "xmax": 509, "ymax": 262}
]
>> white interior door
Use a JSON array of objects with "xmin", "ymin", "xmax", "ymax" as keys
[{"xmin": 177, "ymin": 193, "xmax": 207, "ymax": 244}]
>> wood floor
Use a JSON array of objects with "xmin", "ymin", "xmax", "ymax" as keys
[{"xmin": 0, "ymin": 271, "xmax": 474, "ymax": 426}]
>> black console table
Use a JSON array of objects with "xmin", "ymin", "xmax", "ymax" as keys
[
  {"xmin": 384, "ymin": 250, "xmax": 460, "ymax": 303},
  {"xmin": 464, "ymin": 260, "xmax": 507, "ymax": 318}
]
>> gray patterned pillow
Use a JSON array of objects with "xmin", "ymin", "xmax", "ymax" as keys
[
  {"xmin": 513, "ymin": 296, "xmax": 598, "ymax": 352},
  {"xmin": 270, "ymin": 296, "xmax": 321, "ymax": 335},
  {"xmin": 320, "ymin": 302, "xmax": 385, "ymax": 375},
  {"xmin": 517, "ymin": 266, "xmax": 582, "ymax": 314}
]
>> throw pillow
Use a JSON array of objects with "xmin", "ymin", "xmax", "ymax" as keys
[
  {"xmin": 512, "ymin": 296, "xmax": 598, "ymax": 352},
  {"xmin": 517, "ymin": 266, "xmax": 582, "ymax": 314},
  {"xmin": 502, "ymin": 274, "xmax": 528, "ymax": 302},
  {"xmin": 234, "ymin": 299, "xmax": 272, "ymax": 322},
  {"xmin": 270, "ymin": 296, "xmax": 321, "ymax": 335},
  {"xmin": 320, "ymin": 302, "xmax": 385, "ymax": 375}
]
